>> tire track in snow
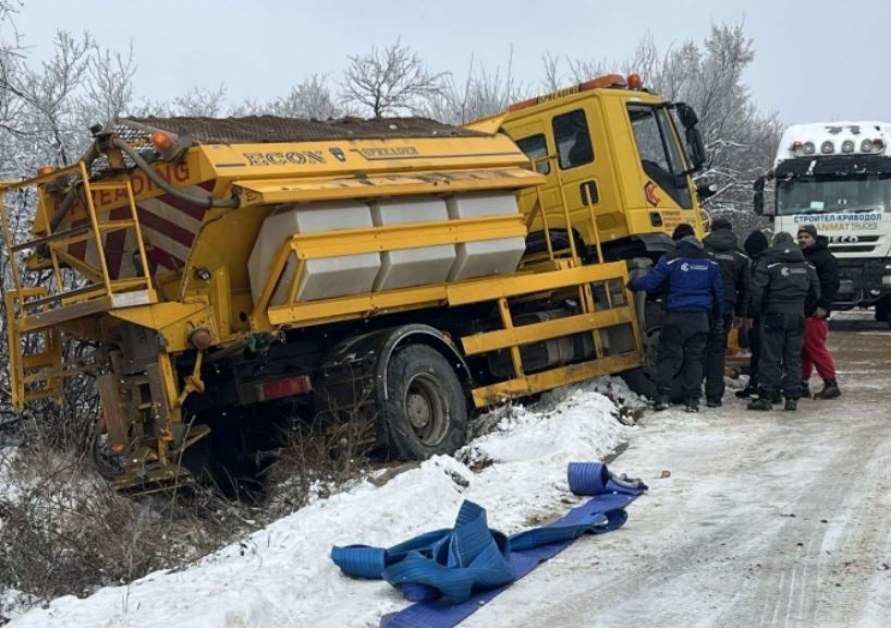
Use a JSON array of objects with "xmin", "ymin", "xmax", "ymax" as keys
[
  {"xmin": 464, "ymin": 321, "xmax": 891, "ymax": 628},
  {"xmin": 743, "ymin": 407, "xmax": 891, "ymax": 628}
]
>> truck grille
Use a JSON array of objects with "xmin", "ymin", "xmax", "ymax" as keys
[{"xmin": 829, "ymin": 244, "xmax": 878, "ymax": 254}]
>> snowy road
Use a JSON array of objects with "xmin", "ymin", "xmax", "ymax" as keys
[{"xmin": 466, "ymin": 313, "xmax": 891, "ymax": 627}]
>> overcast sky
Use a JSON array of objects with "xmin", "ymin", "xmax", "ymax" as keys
[{"xmin": 10, "ymin": 0, "xmax": 890, "ymax": 125}]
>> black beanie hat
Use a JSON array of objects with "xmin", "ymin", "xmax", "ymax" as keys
[
  {"xmin": 710, "ymin": 217, "xmax": 733, "ymax": 231},
  {"xmin": 743, "ymin": 229, "xmax": 769, "ymax": 257},
  {"xmin": 772, "ymin": 231, "xmax": 795, "ymax": 246},
  {"xmin": 671, "ymin": 223, "xmax": 695, "ymax": 241},
  {"xmin": 797, "ymin": 224, "xmax": 818, "ymax": 239}
]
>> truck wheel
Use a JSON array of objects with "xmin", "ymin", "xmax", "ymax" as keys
[
  {"xmin": 636, "ymin": 295, "xmax": 688, "ymax": 402},
  {"xmin": 620, "ymin": 367, "xmax": 655, "ymax": 399},
  {"xmin": 380, "ymin": 344, "xmax": 467, "ymax": 460},
  {"xmin": 623, "ymin": 325, "xmax": 684, "ymax": 403}
]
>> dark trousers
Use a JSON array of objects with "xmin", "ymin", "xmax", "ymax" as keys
[
  {"xmin": 656, "ymin": 310, "xmax": 709, "ymax": 400},
  {"xmin": 704, "ymin": 313, "xmax": 733, "ymax": 402},
  {"xmin": 748, "ymin": 317, "xmax": 761, "ymax": 388},
  {"xmin": 758, "ymin": 310, "xmax": 805, "ymax": 399}
]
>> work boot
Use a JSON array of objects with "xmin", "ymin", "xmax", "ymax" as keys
[
  {"xmin": 734, "ymin": 384, "xmax": 758, "ymax": 399},
  {"xmin": 747, "ymin": 397, "xmax": 772, "ymax": 411},
  {"xmin": 801, "ymin": 381, "xmax": 811, "ymax": 399},
  {"xmin": 706, "ymin": 398, "xmax": 723, "ymax": 408},
  {"xmin": 784, "ymin": 398, "xmax": 798, "ymax": 412},
  {"xmin": 653, "ymin": 396, "xmax": 669, "ymax": 411},
  {"xmin": 814, "ymin": 379, "xmax": 841, "ymax": 400},
  {"xmin": 685, "ymin": 398, "xmax": 700, "ymax": 413}
]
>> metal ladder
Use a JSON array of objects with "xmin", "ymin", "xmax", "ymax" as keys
[{"xmin": 1, "ymin": 162, "xmax": 157, "ymax": 409}]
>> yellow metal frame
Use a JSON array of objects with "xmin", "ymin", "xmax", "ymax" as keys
[
  {"xmin": 0, "ymin": 164, "xmax": 157, "ymax": 326},
  {"xmin": 3, "ymin": 287, "xmax": 63, "ymax": 410},
  {"xmin": 471, "ymin": 353, "xmax": 642, "ymax": 407},
  {"xmin": 454, "ymin": 263, "xmax": 639, "ymax": 407},
  {"xmin": 0, "ymin": 165, "xmax": 159, "ymax": 407}
]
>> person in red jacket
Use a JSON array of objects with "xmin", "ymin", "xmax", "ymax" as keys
[{"xmin": 797, "ymin": 224, "xmax": 841, "ymax": 399}]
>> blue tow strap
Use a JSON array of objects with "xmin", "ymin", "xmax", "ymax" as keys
[{"xmin": 331, "ymin": 462, "xmax": 646, "ymax": 627}]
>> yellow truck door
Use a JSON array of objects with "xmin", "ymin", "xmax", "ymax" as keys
[{"xmin": 511, "ymin": 100, "xmax": 618, "ymax": 260}]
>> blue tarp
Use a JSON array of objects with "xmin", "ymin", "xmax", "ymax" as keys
[{"xmin": 331, "ymin": 461, "xmax": 647, "ymax": 628}]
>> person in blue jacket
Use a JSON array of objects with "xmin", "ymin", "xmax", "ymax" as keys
[{"xmin": 628, "ymin": 223, "xmax": 724, "ymax": 412}]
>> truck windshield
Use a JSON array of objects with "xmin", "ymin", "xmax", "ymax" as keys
[
  {"xmin": 627, "ymin": 104, "xmax": 692, "ymax": 209},
  {"xmin": 776, "ymin": 174, "xmax": 891, "ymax": 215}
]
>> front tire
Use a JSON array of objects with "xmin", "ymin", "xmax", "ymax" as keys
[{"xmin": 379, "ymin": 345, "xmax": 467, "ymax": 460}]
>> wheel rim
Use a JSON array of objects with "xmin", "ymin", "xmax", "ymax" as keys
[{"xmin": 404, "ymin": 372, "xmax": 449, "ymax": 446}]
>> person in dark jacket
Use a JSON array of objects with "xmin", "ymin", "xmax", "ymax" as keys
[
  {"xmin": 629, "ymin": 228, "xmax": 723, "ymax": 412},
  {"xmin": 735, "ymin": 229, "xmax": 770, "ymax": 399},
  {"xmin": 797, "ymin": 224, "xmax": 841, "ymax": 399},
  {"xmin": 747, "ymin": 232, "xmax": 820, "ymax": 411},
  {"xmin": 702, "ymin": 217, "xmax": 750, "ymax": 407},
  {"xmin": 672, "ymin": 223, "xmax": 695, "ymax": 240}
]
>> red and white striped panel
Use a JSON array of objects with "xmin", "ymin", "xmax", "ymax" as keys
[{"xmin": 66, "ymin": 180, "xmax": 216, "ymax": 280}]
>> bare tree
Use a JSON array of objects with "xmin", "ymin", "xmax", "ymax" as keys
[
  {"xmin": 549, "ymin": 22, "xmax": 780, "ymax": 231},
  {"xmin": 421, "ymin": 50, "xmax": 530, "ymax": 125},
  {"xmin": 0, "ymin": 1, "xmax": 24, "ymax": 143},
  {"xmin": 0, "ymin": 28, "xmax": 141, "ymax": 443},
  {"xmin": 1, "ymin": 30, "xmax": 95, "ymax": 167},
  {"xmin": 135, "ymin": 84, "xmax": 229, "ymax": 118},
  {"xmin": 233, "ymin": 73, "xmax": 344, "ymax": 119},
  {"xmin": 78, "ymin": 41, "xmax": 137, "ymax": 127},
  {"xmin": 341, "ymin": 38, "xmax": 447, "ymax": 118},
  {"xmin": 659, "ymin": 24, "xmax": 781, "ymax": 229}
]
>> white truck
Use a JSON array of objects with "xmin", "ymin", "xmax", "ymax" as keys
[{"xmin": 754, "ymin": 121, "xmax": 891, "ymax": 326}]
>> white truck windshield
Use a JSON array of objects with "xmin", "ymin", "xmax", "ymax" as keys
[{"xmin": 776, "ymin": 174, "xmax": 891, "ymax": 215}]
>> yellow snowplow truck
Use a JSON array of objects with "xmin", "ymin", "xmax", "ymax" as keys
[{"xmin": 0, "ymin": 73, "xmax": 708, "ymax": 491}]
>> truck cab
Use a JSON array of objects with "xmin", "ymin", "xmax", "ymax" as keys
[
  {"xmin": 470, "ymin": 74, "xmax": 711, "ymax": 384},
  {"xmin": 471, "ymin": 74, "xmax": 709, "ymax": 265},
  {"xmin": 754, "ymin": 121, "xmax": 891, "ymax": 325}
]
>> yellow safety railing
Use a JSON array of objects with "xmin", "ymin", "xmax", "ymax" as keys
[{"xmin": 1, "ymin": 163, "xmax": 158, "ymax": 406}]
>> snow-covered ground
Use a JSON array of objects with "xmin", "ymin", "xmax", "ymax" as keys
[
  {"xmin": 1, "ymin": 379, "xmax": 644, "ymax": 627},
  {"xmin": 4, "ymin": 311, "xmax": 891, "ymax": 627}
]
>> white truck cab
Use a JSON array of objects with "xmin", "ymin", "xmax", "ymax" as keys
[{"xmin": 754, "ymin": 121, "xmax": 891, "ymax": 326}]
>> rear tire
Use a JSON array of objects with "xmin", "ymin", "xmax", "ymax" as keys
[{"xmin": 379, "ymin": 345, "xmax": 467, "ymax": 460}]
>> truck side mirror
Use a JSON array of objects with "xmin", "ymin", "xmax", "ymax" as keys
[
  {"xmin": 675, "ymin": 102, "xmax": 699, "ymax": 129},
  {"xmin": 672, "ymin": 102, "xmax": 705, "ymax": 173},
  {"xmin": 753, "ymin": 176, "xmax": 765, "ymax": 215},
  {"xmin": 685, "ymin": 127, "xmax": 706, "ymax": 172}
]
